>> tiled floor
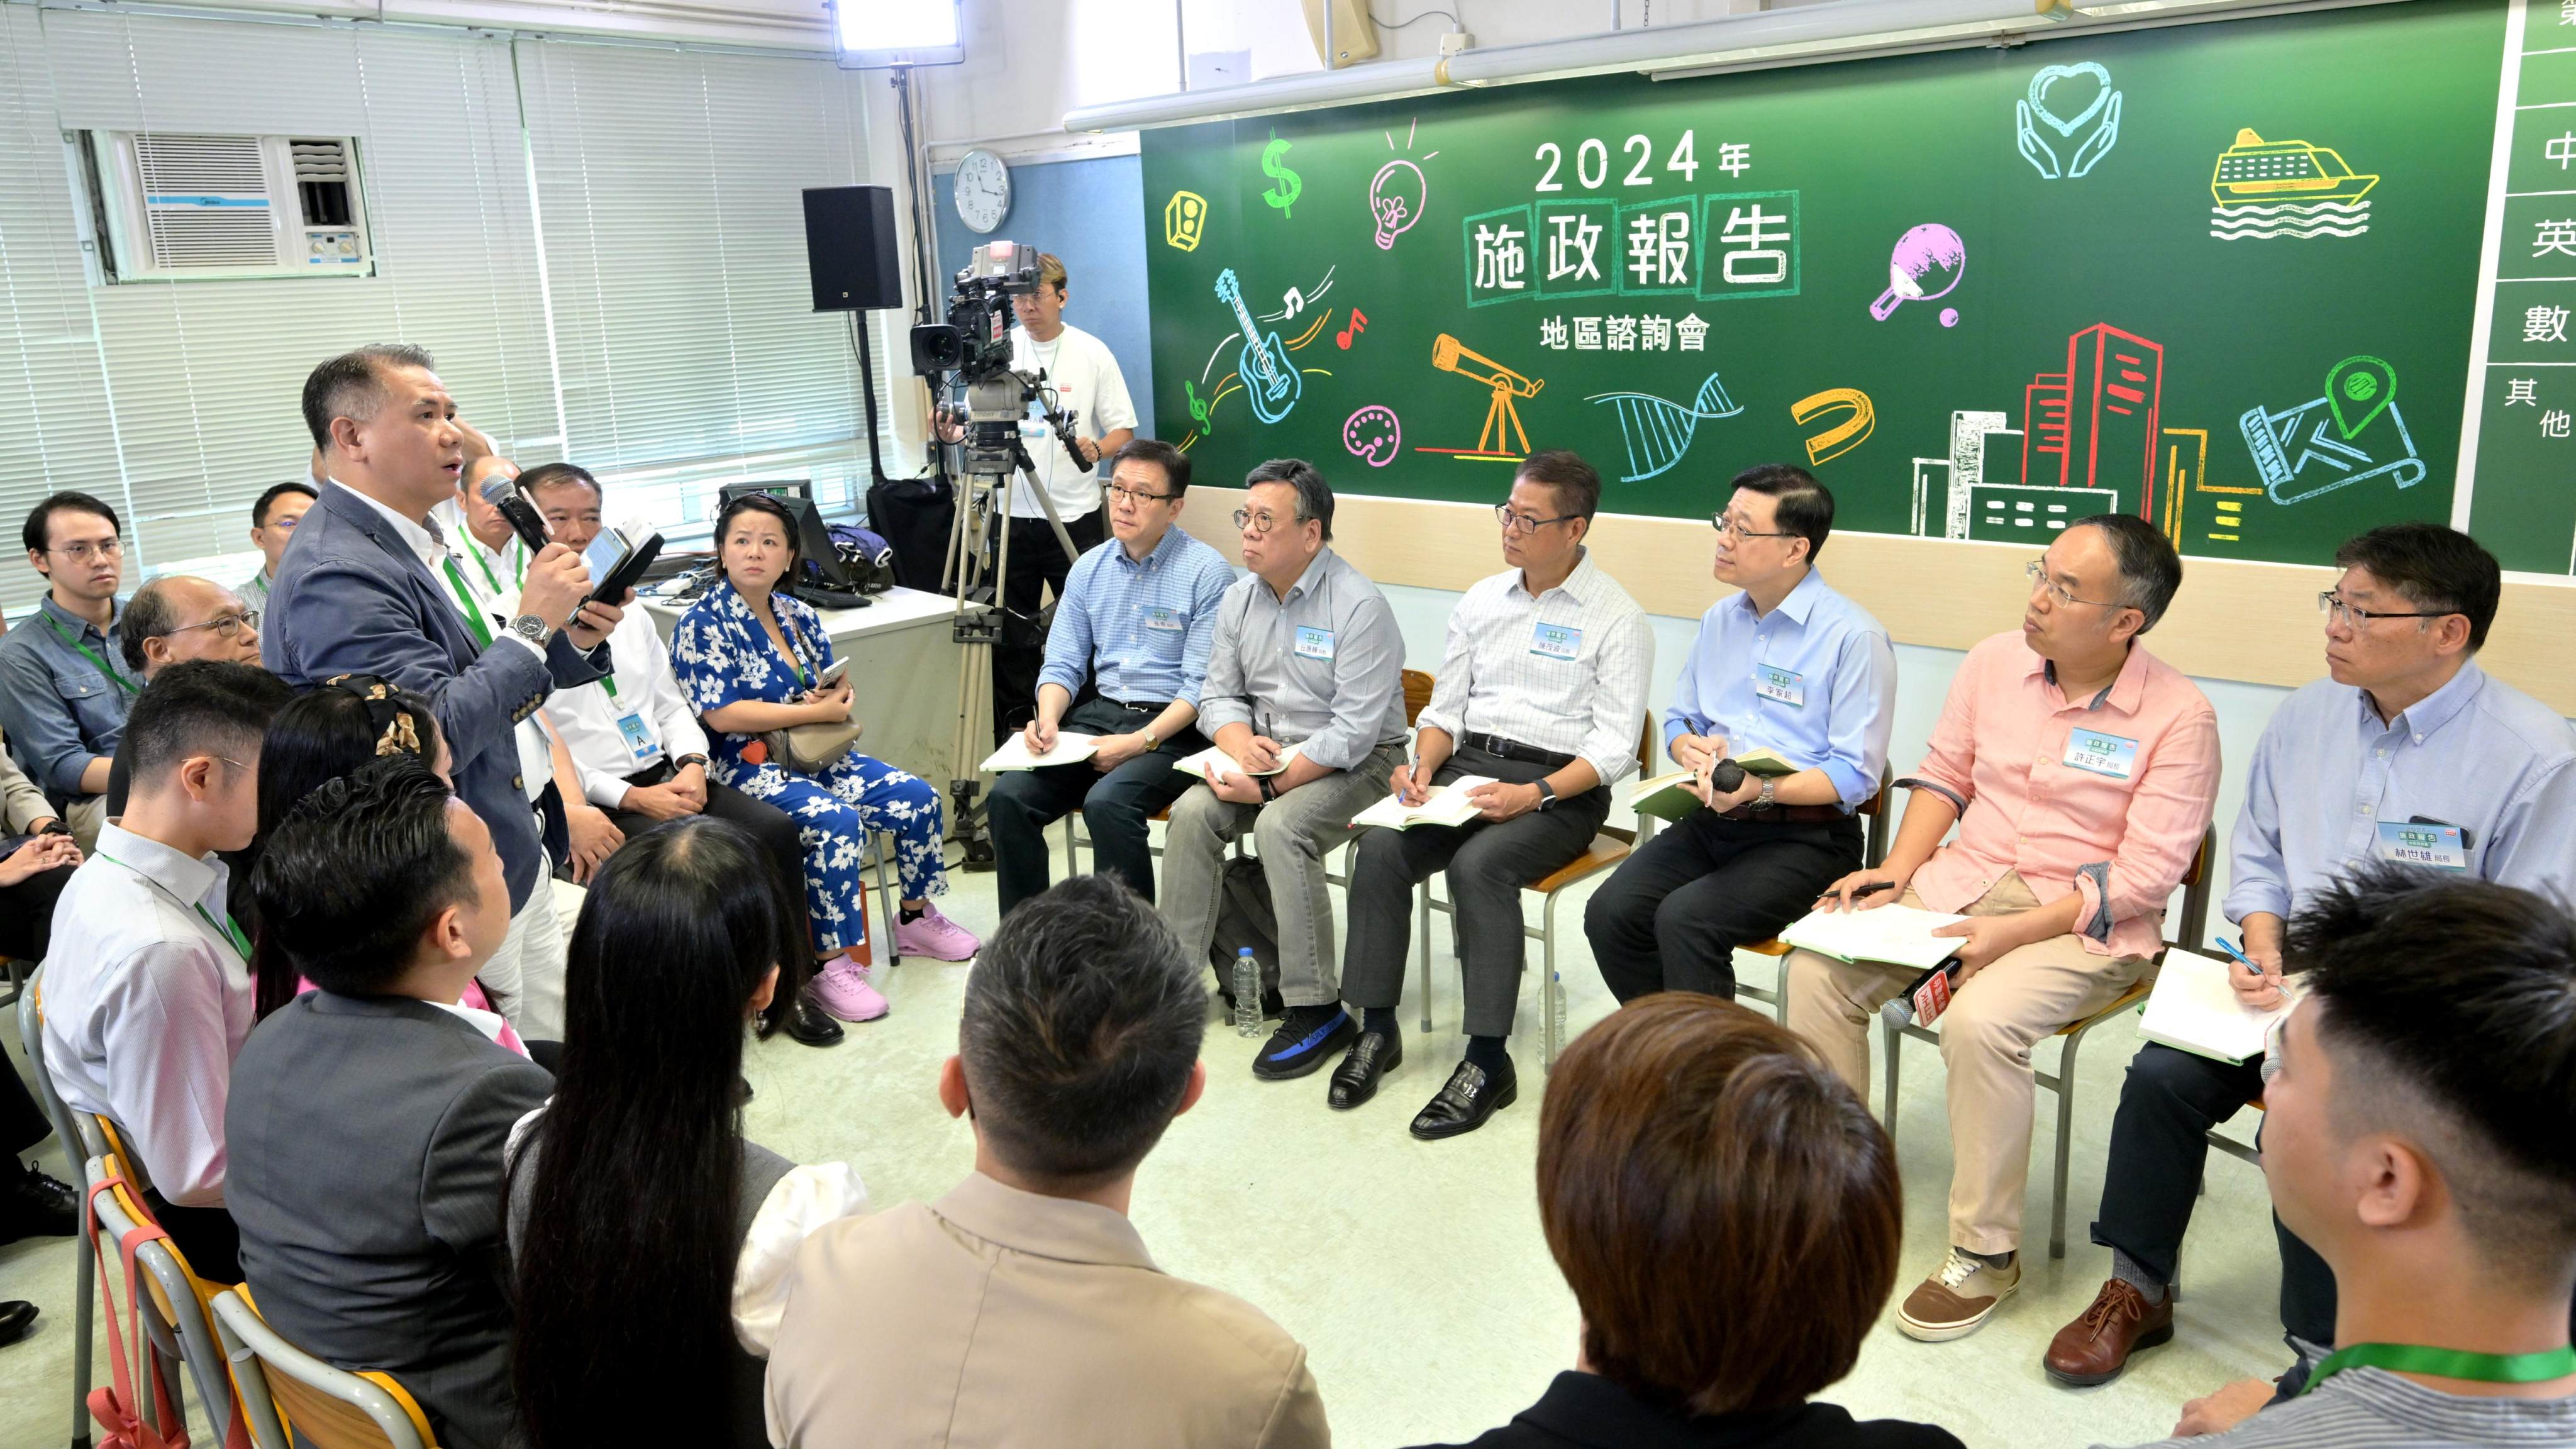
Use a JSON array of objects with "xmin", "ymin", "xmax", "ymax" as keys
[{"xmin": 0, "ymin": 855, "xmax": 2285, "ymax": 1449}]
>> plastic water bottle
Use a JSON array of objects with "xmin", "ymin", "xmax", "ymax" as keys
[
  {"xmin": 1232, "ymin": 948, "xmax": 1262, "ymax": 1038},
  {"xmin": 1549, "ymin": 969, "xmax": 1567, "ymax": 1053}
]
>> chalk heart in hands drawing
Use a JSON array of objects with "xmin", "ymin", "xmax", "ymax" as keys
[{"xmin": 2028, "ymin": 62, "xmax": 2112, "ymax": 138}]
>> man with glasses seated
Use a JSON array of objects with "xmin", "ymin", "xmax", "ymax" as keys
[
  {"xmin": 985, "ymin": 438, "xmax": 1233, "ymax": 919},
  {"xmin": 1582, "ymin": 463, "xmax": 1894, "ymax": 1007},
  {"xmin": 2047, "ymin": 523, "xmax": 2576, "ymax": 1392},
  {"xmin": 1785, "ymin": 513, "xmax": 2219, "ymax": 1346},
  {"xmin": 0, "ymin": 492, "xmax": 140, "ymax": 852},
  {"xmin": 103, "ymin": 575, "xmax": 267, "ymax": 817},
  {"xmin": 1160, "ymin": 459, "xmax": 1409, "ymax": 1083},
  {"xmin": 1326, "ymin": 450, "xmax": 1653, "ymax": 1140}
]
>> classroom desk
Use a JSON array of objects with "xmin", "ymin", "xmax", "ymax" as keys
[{"xmin": 645, "ymin": 585, "xmax": 979, "ymax": 804}]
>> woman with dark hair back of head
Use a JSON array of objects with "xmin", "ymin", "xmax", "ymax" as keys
[
  {"xmin": 1407, "ymin": 996, "xmax": 1963, "ymax": 1449},
  {"xmin": 505, "ymin": 815, "xmax": 866, "ymax": 1449}
]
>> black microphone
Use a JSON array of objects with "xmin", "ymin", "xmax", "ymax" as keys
[
  {"xmin": 1708, "ymin": 758, "xmax": 1746, "ymax": 794},
  {"xmin": 479, "ymin": 475, "xmax": 551, "ymax": 557}
]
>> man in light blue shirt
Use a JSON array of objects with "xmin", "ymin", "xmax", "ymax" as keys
[
  {"xmin": 0, "ymin": 492, "xmax": 141, "ymax": 850},
  {"xmin": 1582, "ymin": 464, "xmax": 1895, "ymax": 1001},
  {"xmin": 2054, "ymin": 522, "xmax": 2576, "ymax": 1391},
  {"xmin": 987, "ymin": 439, "xmax": 1233, "ymax": 917}
]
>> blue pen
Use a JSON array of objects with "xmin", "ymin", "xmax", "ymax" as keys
[{"xmin": 2214, "ymin": 936, "xmax": 2263, "ymax": 977}]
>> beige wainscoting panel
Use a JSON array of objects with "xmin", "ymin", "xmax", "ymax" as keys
[{"xmin": 1177, "ymin": 487, "xmax": 2576, "ymax": 714}]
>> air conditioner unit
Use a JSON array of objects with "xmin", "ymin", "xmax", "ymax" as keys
[{"xmin": 89, "ymin": 131, "xmax": 373, "ymax": 282}]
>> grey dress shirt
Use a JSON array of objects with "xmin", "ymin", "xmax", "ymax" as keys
[{"xmin": 1197, "ymin": 547, "xmax": 1407, "ymax": 772}]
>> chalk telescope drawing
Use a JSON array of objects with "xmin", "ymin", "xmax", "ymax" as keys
[
  {"xmin": 1368, "ymin": 116, "xmax": 1438, "ymax": 252},
  {"xmin": 1344, "ymin": 406, "xmax": 1403, "ymax": 467},
  {"xmin": 1792, "ymin": 388, "xmax": 1876, "ymax": 466},
  {"xmin": 1870, "ymin": 224, "xmax": 1967, "ymax": 322},
  {"xmin": 1260, "ymin": 133, "xmax": 1301, "ymax": 219},
  {"xmin": 2238, "ymin": 355, "xmax": 2423, "ymax": 504},
  {"xmin": 2208, "ymin": 130, "xmax": 2377, "ymax": 240},
  {"xmin": 1259, "ymin": 264, "xmax": 1335, "ymax": 323},
  {"xmin": 1585, "ymin": 372, "xmax": 1744, "ymax": 482},
  {"xmin": 1416, "ymin": 333, "xmax": 1544, "ymax": 462},
  {"xmin": 1214, "ymin": 267, "xmax": 1304, "ymax": 425},
  {"xmin": 2016, "ymin": 62, "xmax": 2122, "ymax": 179},
  {"xmin": 1163, "ymin": 191, "xmax": 1208, "ymax": 252}
]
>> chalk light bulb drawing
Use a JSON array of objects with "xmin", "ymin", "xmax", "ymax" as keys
[{"xmin": 1368, "ymin": 159, "xmax": 1426, "ymax": 250}]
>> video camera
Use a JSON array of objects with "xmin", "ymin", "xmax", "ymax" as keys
[{"xmin": 909, "ymin": 240, "xmax": 1086, "ymax": 481}]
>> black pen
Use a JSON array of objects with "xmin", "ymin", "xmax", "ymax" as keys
[{"xmin": 1821, "ymin": 879, "xmax": 1896, "ymax": 911}]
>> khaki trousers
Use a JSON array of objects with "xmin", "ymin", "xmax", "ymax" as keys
[{"xmin": 1785, "ymin": 872, "xmax": 2149, "ymax": 1255}]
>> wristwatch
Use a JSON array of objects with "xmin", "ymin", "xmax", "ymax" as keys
[
  {"xmin": 1535, "ymin": 779, "xmax": 1559, "ymax": 812},
  {"xmin": 1752, "ymin": 777, "xmax": 1779, "ymax": 812},
  {"xmin": 1257, "ymin": 775, "xmax": 1279, "ymax": 802},
  {"xmin": 673, "ymin": 753, "xmax": 708, "ymax": 771},
  {"xmin": 508, "ymin": 613, "xmax": 553, "ymax": 648},
  {"xmin": 1140, "ymin": 729, "xmax": 1161, "ymax": 750}
]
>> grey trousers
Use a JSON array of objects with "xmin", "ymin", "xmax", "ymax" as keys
[
  {"xmin": 1160, "ymin": 741, "xmax": 1408, "ymax": 1008},
  {"xmin": 1340, "ymin": 747, "xmax": 1611, "ymax": 1039}
]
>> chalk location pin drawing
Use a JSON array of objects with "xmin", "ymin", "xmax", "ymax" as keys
[
  {"xmin": 1869, "ymin": 224, "xmax": 1967, "ymax": 321},
  {"xmin": 2324, "ymin": 355, "xmax": 2396, "ymax": 438}
]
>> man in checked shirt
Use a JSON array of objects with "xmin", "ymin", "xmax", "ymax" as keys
[{"xmin": 1330, "ymin": 450, "xmax": 1654, "ymax": 1141}]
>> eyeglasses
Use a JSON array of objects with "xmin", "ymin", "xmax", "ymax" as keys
[
  {"xmin": 1711, "ymin": 513, "xmax": 1795, "ymax": 540},
  {"xmin": 2025, "ymin": 558, "xmax": 2124, "ymax": 611},
  {"xmin": 2318, "ymin": 591, "xmax": 2455, "ymax": 628},
  {"xmin": 1495, "ymin": 504, "xmax": 1579, "ymax": 535},
  {"xmin": 44, "ymin": 539, "xmax": 122, "ymax": 562},
  {"xmin": 166, "ymin": 611, "xmax": 255, "ymax": 641},
  {"xmin": 1104, "ymin": 482, "xmax": 1176, "ymax": 504},
  {"xmin": 1231, "ymin": 508, "xmax": 1300, "ymax": 535}
]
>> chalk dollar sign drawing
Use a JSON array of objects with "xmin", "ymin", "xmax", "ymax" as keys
[{"xmin": 1261, "ymin": 135, "xmax": 1301, "ymax": 218}]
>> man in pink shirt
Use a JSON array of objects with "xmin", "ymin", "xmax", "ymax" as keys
[{"xmin": 1787, "ymin": 514, "xmax": 2219, "ymax": 1345}]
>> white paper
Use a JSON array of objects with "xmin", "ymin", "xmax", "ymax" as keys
[
  {"xmin": 1777, "ymin": 902, "xmax": 1973, "ymax": 970},
  {"xmin": 2139, "ymin": 947, "xmax": 2294, "ymax": 1063},
  {"xmin": 1174, "ymin": 740, "xmax": 1308, "ymax": 783},
  {"xmin": 980, "ymin": 732, "xmax": 1101, "ymax": 772},
  {"xmin": 1350, "ymin": 775, "xmax": 1499, "ymax": 831}
]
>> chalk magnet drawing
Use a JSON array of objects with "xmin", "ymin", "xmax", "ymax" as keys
[
  {"xmin": 1792, "ymin": 387, "xmax": 1876, "ymax": 466},
  {"xmin": 1344, "ymin": 406, "xmax": 1402, "ymax": 467}
]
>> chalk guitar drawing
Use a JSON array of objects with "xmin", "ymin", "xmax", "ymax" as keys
[
  {"xmin": 1792, "ymin": 387, "xmax": 1875, "ymax": 465},
  {"xmin": 1370, "ymin": 118, "xmax": 1438, "ymax": 252},
  {"xmin": 2017, "ymin": 62, "xmax": 2123, "ymax": 180},
  {"xmin": 2240, "ymin": 354, "xmax": 2423, "ymax": 504},
  {"xmin": 1586, "ymin": 372, "xmax": 1745, "ymax": 482},
  {"xmin": 1418, "ymin": 332, "xmax": 1544, "ymax": 461},
  {"xmin": 1870, "ymin": 224, "xmax": 1967, "ymax": 322},
  {"xmin": 1164, "ymin": 191, "xmax": 1208, "ymax": 252},
  {"xmin": 2207, "ymin": 129, "xmax": 2378, "ymax": 240},
  {"xmin": 1260, "ymin": 133, "xmax": 1302, "ymax": 218},
  {"xmin": 1345, "ymin": 405, "xmax": 1403, "ymax": 467},
  {"xmin": 1214, "ymin": 267, "xmax": 1304, "ymax": 425}
]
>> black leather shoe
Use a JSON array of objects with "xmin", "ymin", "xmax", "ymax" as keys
[
  {"xmin": 1327, "ymin": 1028, "xmax": 1402, "ymax": 1110},
  {"xmin": 782, "ymin": 989, "xmax": 846, "ymax": 1047},
  {"xmin": 0, "ymin": 1299, "xmax": 36, "ymax": 1346},
  {"xmin": 0, "ymin": 1161, "xmax": 76, "ymax": 1244},
  {"xmin": 1410, "ymin": 1057, "xmax": 1518, "ymax": 1140}
]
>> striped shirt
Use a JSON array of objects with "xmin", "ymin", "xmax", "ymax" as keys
[
  {"xmin": 1415, "ymin": 550, "xmax": 1655, "ymax": 786},
  {"xmin": 2099, "ymin": 1367, "xmax": 2576, "ymax": 1448},
  {"xmin": 1036, "ymin": 525, "xmax": 1234, "ymax": 709}
]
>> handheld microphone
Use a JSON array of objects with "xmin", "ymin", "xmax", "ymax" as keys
[
  {"xmin": 479, "ymin": 475, "xmax": 551, "ymax": 557},
  {"xmin": 1708, "ymin": 759, "xmax": 1746, "ymax": 794},
  {"xmin": 1879, "ymin": 957, "xmax": 1966, "ymax": 1030}
]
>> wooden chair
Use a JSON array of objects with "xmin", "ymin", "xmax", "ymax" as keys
[
  {"xmin": 1731, "ymin": 767, "xmax": 1896, "ymax": 1023},
  {"xmin": 1877, "ymin": 826, "xmax": 2216, "ymax": 1260},
  {"xmin": 19, "ymin": 969, "xmax": 97, "ymax": 1449},
  {"xmin": 211, "ymin": 1286, "xmax": 440, "ymax": 1449},
  {"xmin": 86, "ymin": 1155, "xmax": 258, "ymax": 1447}
]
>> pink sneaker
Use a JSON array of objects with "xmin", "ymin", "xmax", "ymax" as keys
[
  {"xmin": 807, "ymin": 955, "xmax": 889, "ymax": 1022},
  {"xmin": 894, "ymin": 903, "xmax": 981, "ymax": 962}
]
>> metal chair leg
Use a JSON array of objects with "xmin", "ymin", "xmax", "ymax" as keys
[
  {"xmin": 1879, "ymin": 1013, "xmax": 1902, "ymax": 1145},
  {"xmin": 874, "ymin": 833, "xmax": 902, "ymax": 965},
  {"xmin": 1062, "ymin": 816, "xmax": 1079, "ymax": 878},
  {"xmin": 1541, "ymin": 892, "xmax": 1563, "ymax": 1073},
  {"xmin": 1416, "ymin": 879, "xmax": 1432, "ymax": 1033},
  {"xmin": 72, "ymin": 1229, "xmax": 93, "ymax": 1449},
  {"xmin": 2051, "ymin": 1026, "xmax": 2090, "ymax": 1260}
]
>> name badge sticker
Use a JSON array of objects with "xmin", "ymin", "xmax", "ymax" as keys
[
  {"xmin": 1753, "ymin": 663, "xmax": 1806, "ymax": 708},
  {"xmin": 2062, "ymin": 729, "xmax": 2140, "ymax": 780},
  {"xmin": 1143, "ymin": 606, "xmax": 1186, "ymax": 632},
  {"xmin": 1294, "ymin": 626, "xmax": 1336, "ymax": 662},
  {"xmin": 2375, "ymin": 821, "xmax": 2468, "ymax": 870},
  {"xmin": 1530, "ymin": 621, "xmax": 1583, "ymax": 660},
  {"xmin": 615, "ymin": 711, "xmax": 662, "ymax": 766}
]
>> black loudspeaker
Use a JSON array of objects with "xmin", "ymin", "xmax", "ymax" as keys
[{"xmin": 802, "ymin": 185, "xmax": 903, "ymax": 312}]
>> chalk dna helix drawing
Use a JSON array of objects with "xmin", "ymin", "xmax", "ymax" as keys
[{"xmin": 1585, "ymin": 372, "xmax": 1744, "ymax": 482}]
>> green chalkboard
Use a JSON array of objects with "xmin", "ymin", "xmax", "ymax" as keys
[{"xmin": 1143, "ymin": 1, "xmax": 2521, "ymax": 570}]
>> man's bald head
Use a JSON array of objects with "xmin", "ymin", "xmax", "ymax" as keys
[{"xmin": 122, "ymin": 574, "xmax": 261, "ymax": 676}]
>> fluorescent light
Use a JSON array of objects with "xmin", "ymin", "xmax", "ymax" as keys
[
  {"xmin": 1065, "ymin": 54, "xmax": 1446, "ymax": 131},
  {"xmin": 835, "ymin": 0, "xmax": 964, "ymax": 68}
]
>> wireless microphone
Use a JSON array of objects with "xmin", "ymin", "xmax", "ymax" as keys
[
  {"xmin": 1879, "ymin": 957, "xmax": 1966, "ymax": 1030},
  {"xmin": 479, "ymin": 475, "xmax": 552, "ymax": 557}
]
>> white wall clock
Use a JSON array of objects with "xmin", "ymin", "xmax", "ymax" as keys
[{"xmin": 953, "ymin": 148, "xmax": 1011, "ymax": 235}]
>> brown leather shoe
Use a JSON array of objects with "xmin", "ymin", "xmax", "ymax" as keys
[{"xmin": 2043, "ymin": 1277, "xmax": 2174, "ymax": 1387}]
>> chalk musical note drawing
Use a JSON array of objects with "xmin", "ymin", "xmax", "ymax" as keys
[
  {"xmin": 1869, "ymin": 224, "xmax": 1966, "ymax": 323},
  {"xmin": 2239, "ymin": 355, "xmax": 2423, "ymax": 504},
  {"xmin": 1344, "ymin": 406, "xmax": 1402, "ymax": 467},
  {"xmin": 1368, "ymin": 117, "xmax": 1438, "ymax": 252},
  {"xmin": 1259, "ymin": 264, "xmax": 1335, "ymax": 323},
  {"xmin": 2016, "ymin": 62, "xmax": 2122, "ymax": 180},
  {"xmin": 1585, "ymin": 372, "xmax": 1743, "ymax": 482},
  {"xmin": 1338, "ymin": 309, "xmax": 1369, "ymax": 348},
  {"xmin": 1185, "ymin": 379, "xmax": 1215, "ymax": 436},
  {"xmin": 1416, "ymin": 332, "xmax": 1544, "ymax": 462},
  {"xmin": 1214, "ymin": 268, "xmax": 1303, "ymax": 425},
  {"xmin": 1163, "ymin": 191, "xmax": 1208, "ymax": 252},
  {"xmin": 1791, "ymin": 387, "xmax": 1875, "ymax": 466},
  {"xmin": 2207, "ymin": 130, "xmax": 2377, "ymax": 240}
]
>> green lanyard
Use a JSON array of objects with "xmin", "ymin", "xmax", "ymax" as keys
[
  {"xmin": 96, "ymin": 852, "xmax": 250, "ymax": 962},
  {"xmin": 440, "ymin": 558, "xmax": 497, "ymax": 648},
  {"xmin": 601, "ymin": 674, "xmax": 621, "ymax": 701},
  {"xmin": 40, "ymin": 613, "xmax": 140, "ymax": 696},
  {"xmin": 2300, "ymin": 1342, "xmax": 2576, "ymax": 1396}
]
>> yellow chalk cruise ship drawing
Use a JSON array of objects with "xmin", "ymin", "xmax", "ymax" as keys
[{"xmin": 2208, "ymin": 129, "xmax": 2377, "ymax": 240}]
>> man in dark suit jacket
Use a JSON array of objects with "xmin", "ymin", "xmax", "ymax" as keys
[
  {"xmin": 271, "ymin": 344, "xmax": 625, "ymax": 1041},
  {"xmin": 228, "ymin": 758, "xmax": 550, "ymax": 1449}
]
